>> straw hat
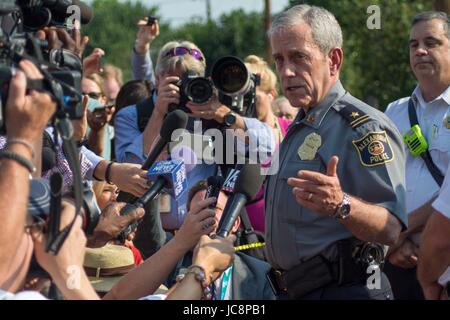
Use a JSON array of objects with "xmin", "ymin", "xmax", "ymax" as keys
[{"xmin": 84, "ymin": 244, "xmax": 135, "ymax": 293}]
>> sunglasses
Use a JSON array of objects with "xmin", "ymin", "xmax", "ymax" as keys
[
  {"xmin": 164, "ymin": 47, "xmax": 204, "ymax": 61},
  {"xmin": 84, "ymin": 92, "xmax": 103, "ymax": 100}
]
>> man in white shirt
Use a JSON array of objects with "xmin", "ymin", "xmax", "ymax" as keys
[
  {"xmin": 418, "ymin": 164, "xmax": 450, "ymax": 300},
  {"xmin": 384, "ymin": 11, "xmax": 450, "ymax": 299}
]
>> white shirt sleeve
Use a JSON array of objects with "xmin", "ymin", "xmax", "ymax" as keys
[
  {"xmin": 0, "ymin": 290, "xmax": 48, "ymax": 300},
  {"xmin": 432, "ymin": 164, "xmax": 450, "ymax": 219}
]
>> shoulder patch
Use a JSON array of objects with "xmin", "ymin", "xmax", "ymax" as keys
[
  {"xmin": 338, "ymin": 104, "xmax": 372, "ymax": 129},
  {"xmin": 352, "ymin": 131, "xmax": 394, "ymax": 167}
]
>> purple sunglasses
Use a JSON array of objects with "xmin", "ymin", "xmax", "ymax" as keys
[{"xmin": 164, "ymin": 46, "xmax": 204, "ymax": 61}]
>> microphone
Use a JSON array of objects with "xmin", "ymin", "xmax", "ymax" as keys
[
  {"xmin": 216, "ymin": 164, "xmax": 265, "ymax": 238},
  {"xmin": 142, "ymin": 110, "xmax": 189, "ymax": 170},
  {"xmin": 118, "ymin": 158, "xmax": 188, "ymax": 241},
  {"xmin": 42, "ymin": 147, "xmax": 56, "ymax": 172},
  {"xmin": 160, "ymin": 146, "xmax": 198, "ymax": 230},
  {"xmin": 146, "ymin": 159, "xmax": 188, "ymax": 201},
  {"xmin": 205, "ymin": 176, "xmax": 225, "ymax": 209},
  {"xmin": 116, "ymin": 110, "xmax": 188, "ymax": 203},
  {"xmin": 222, "ymin": 167, "xmax": 241, "ymax": 193},
  {"xmin": 46, "ymin": 172, "xmax": 63, "ymax": 251}
]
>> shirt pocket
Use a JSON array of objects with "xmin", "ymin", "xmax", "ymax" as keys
[
  {"xmin": 436, "ymin": 125, "xmax": 450, "ymax": 151},
  {"xmin": 428, "ymin": 120, "xmax": 450, "ymax": 170},
  {"xmin": 277, "ymin": 159, "xmax": 322, "ymax": 224}
]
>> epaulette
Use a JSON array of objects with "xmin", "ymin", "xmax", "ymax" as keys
[{"xmin": 337, "ymin": 103, "xmax": 372, "ymax": 129}]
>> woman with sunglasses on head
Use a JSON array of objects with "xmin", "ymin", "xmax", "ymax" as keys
[{"xmin": 116, "ymin": 40, "xmax": 275, "ymax": 167}]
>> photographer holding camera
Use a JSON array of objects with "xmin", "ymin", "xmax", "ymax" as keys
[
  {"xmin": 115, "ymin": 41, "xmax": 275, "ymax": 258},
  {"xmin": 116, "ymin": 39, "xmax": 275, "ymax": 167},
  {"xmin": 2, "ymin": 187, "xmax": 234, "ymax": 300},
  {"xmin": 30, "ymin": 22, "xmax": 151, "ymax": 198},
  {"xmin": 0, "ymin": 59, "xmax": 56, "ymax": 291},
  {"xmin": 0, "ymin": 59, "xmax": 233, "ymax": 300}
]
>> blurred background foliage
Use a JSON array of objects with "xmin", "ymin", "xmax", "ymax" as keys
[{"xmin": 83, "ymin": 0, "xmax": 446, "ymax": 110}]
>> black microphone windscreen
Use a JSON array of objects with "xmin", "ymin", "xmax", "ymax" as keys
[
  {"xmin": 42, "ymin": 147, "xmax": 56, "ymax": 172},
  {"xmin": 234, "ymin": 164, "xmax": 265, "ymax": 200},
  {"xmin": 72, "ymin": 0, "xmax": 93, "ymax": 24},
  {"xmin": 207, "ymin": 175, "xmax": 225, "ymax": 187},
  {"xmin": 160, "ymin": 110, "xmax": 188, "ymax": 141}
]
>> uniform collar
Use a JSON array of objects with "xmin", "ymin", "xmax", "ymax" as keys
[
  {"xmin": 293, "ymin": 80, "xmax": 346, "ymax": 129},
  {"xmin": 412, "ymin": 84, "xmax": 450, "ymax": 108}
]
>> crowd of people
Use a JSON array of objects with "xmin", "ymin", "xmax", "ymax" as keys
[{"xmin": 0, "ymin": 3, "xmax": 449, "ymax": 301}]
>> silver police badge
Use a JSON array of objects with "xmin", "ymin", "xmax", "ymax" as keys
[{"xmin": 298, "ymin": 132, "xmax": 322, "ymax": 160}]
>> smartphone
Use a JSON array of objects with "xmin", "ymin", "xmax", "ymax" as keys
[
  {"xmin": 147, "ymin": 16, "xmax": 156, "ymax": 26},
  {"xmin": 86, "ymin": 96, "xmax": 104, "ymax": 112}
]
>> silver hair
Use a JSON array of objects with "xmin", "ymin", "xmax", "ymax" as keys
[
  {"xmin": 412, "ymin": 11, "xmax": 450, "ymax": 39},
  {"xmin": 268, "ymin": 4, "xmax": 343, "ymax": 55},
  {"xmin": 155, "ymin": 40, "xmax": 206, "ymax": 76}
]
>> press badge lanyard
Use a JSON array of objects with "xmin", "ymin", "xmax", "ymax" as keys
[
  {"xmin": 407, "ymin": 98, "xmax": 444, "ymax": 186},
  {"xmin": 212, "ymin": 266, "xmax": 232, "ymax": 300}
]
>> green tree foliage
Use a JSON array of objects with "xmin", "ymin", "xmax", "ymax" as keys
[
  {"xmin": 289, "ymin": 0, "xmax": 432, "ymax": 109},
  {"xmin": 82, "ymin": 1, "xmax": 270, "ymax": 81},
  {"xmin": 82, "ymin": 0, "xmax": 164, "ymax": 81},
  {"xmin": 149, "ymin": 10, "xmax": 268, "ymax": 75},
  {"xmin": 83, "ymin": 0, "xmax": 435, "ymax": 110}
]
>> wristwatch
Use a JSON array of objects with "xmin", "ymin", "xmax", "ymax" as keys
[
  {"xmin": 223, "ymin": 111, "xmax": 237, "ymax": 127},
  {"xmin": 332, "ymin": 193, "xmax": 351, "ymax": 220}
]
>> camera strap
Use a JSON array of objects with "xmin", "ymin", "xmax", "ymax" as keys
[
  {"xmin": 12, "ymin": 48, "xmax": 84, "ymax": 253},
  {"xmin": 136, "ymin": 95, "xmax": 155, "ymax": 132},
  {"xmin": 407, "ymin": 98, "xmax": 444, "ymax": 186},
  {"xmin": 45, "ymin": 119, "xmax": 83, "ymax": 255},
  {"xmin": 46, "ymin": 172, "xmax": 62, "ymax": 251}
]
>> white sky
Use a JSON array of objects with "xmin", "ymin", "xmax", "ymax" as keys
[{"xmin": 86, "ymin": 0, "xmax": 291, "ymax": 27}]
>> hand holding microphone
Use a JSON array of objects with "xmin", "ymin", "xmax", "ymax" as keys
[
  {"xmin": 216, "ymin": 164, "xmax": 265, "ymax": 238},
  {"xmin": 117, "ymin": 144, "xmax": 198, "ymax": 242},
  {"xmin": 118, "ymin": 157, "xmax": 189, "ymax": 242},
  {"xmin": 116, "ymin": 110, "xmax": 188, "ymax": 203}
]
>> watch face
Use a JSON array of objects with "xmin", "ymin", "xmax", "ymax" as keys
[
  {"xmin": 225, "ymin": 112, "xmax": 236, "ymax": 126},
  {"xmin": 335, "ymin": 194, "xmax": 350, "ymax": 219},
  {"xmin": 341, "ymin": 204, "xmax": 351, "ymax": 215}
]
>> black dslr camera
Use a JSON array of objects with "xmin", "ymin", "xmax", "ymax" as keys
[
  {"xmin": 168, "ymin": 70, "xmax": 214, "ymax": 114},
  {"xmin": 168, "ymin": 57, "xmax": 260, "ymax": 119},
  {"xmin": 211, "ymin": 56, "xmax": 260, "ymax": 118}
]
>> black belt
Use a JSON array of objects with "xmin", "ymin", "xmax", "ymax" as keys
[
  {"xmin": 267, "ymin": 255, "xmax": 343, "ymax": 298},
  {"xmin": 267, "ymin": 240, "xmax": 384, "ymax": 299}
]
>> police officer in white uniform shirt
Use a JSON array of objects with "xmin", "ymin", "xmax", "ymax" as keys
[{"xmin": 385, "ymin": 11, "xmax": 450, "ymax": 300}]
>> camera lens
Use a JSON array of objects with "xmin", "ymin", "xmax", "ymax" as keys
[
  {"xmin": 211, "ymin": 56, "xmax": 250, "ymax": 95},
  {"xmin": 185, "ymin": 77, "xmax": 213, "ymax": 104}
]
